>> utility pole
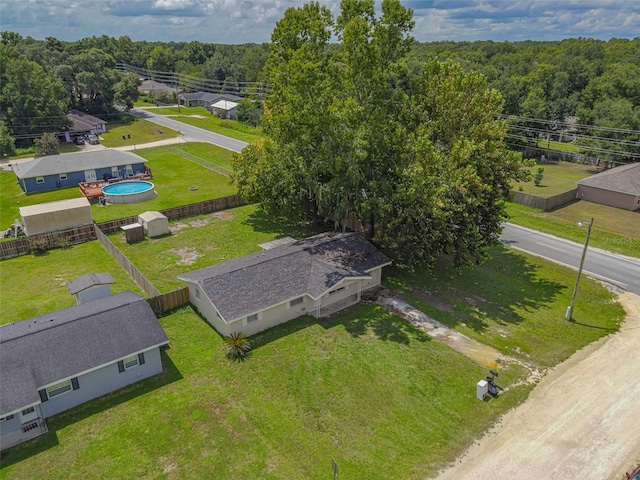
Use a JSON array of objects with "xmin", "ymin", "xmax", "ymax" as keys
[{"xmin": 566, "ymin": 218, "xmax": 594, "ymax": 321}]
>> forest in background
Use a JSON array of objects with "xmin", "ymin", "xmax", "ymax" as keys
[{"xmin": 1, "ymin": 32, "xmax": 638, "ymax": 162}]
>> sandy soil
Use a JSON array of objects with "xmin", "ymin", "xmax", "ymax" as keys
[{"xmin": 434, "ymin": 292, "xmax": 640, "ymax": 480}]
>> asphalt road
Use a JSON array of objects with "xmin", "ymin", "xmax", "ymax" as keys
[
  {"xmin": 500, "ymin": 223, "xmax": 640, "ymax": 295},
  {"xmin": 130, "ymin": 107, "xmax": 248, "ymax": 153}
]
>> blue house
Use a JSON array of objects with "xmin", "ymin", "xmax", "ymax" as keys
[
  {"xmin": 0, "ymin": 291, "xmax": 169, "ymax": 450},
  {"xmin": 12, "ymin": 150, "xmax": 148, "ymax": 194}
]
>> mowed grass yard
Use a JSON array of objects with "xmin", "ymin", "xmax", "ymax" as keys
[
  {"xmin": 511, "ymin": 160, "xmax": 598, "ymax": 196},
  {"xmin": 140, "ymin": 106, "xmax": 264, "ymax": 143},
  {"xmin": 0, "ymin": 305, "xmax": 532, "ymax": 480},
  {"xmin": 0, "ymin": 144, "xmax": 236, "ymax": 229},
  {"xmin": 506, "ymin": 200, "xmax": 640, "ymax": 258},
  {"xmin": 99, "ymin": 116, "xmax": 180, "ymax": 148},
  {"xmin": 0, "ymin": 241, "xmax": 144, "ymax": 325}
]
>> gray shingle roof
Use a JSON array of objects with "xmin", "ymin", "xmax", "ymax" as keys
[
  {"xmin": 0, "ymin": 292, "xmax": 168, "ymax": 415},
  {"xmin": 12, "ymin": 150, "xmax": 147, "ymax": 179},
  {"xmin": 178, "ymin": 232, "xmax": 391, "ymax": 322},
  {"xmin": 180, "ymin": 91, "xmax": 220, "ymax": 103},
  {"xmin": 577, "ymin": 162, "xmax": 640, "ymax": 195},
  {"xmin": 66, "ymin": 273, "xmax": 116, "ymax": 295},
  {"xmin": 67, "ymin": 110, "xmax": 106, "ymax": 131}
]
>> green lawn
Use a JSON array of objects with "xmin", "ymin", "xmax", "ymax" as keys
[
  {"xmin": 386, "ymin": 246, "xmax": 625, "ymax": 368},
  {"xmin": 169, "ymin": 142, "xmax": 234, "ymax": 172},
  {"xmin": 109, "ymin": 204, "xmax": 322, "ymax": 293},
  {"xmin": 512, "ymin": 160, "xmax": 597, "ymax": 196},
  {"xmin": 99, "ymin": 116, "xmax": 180, "ymax": 148},
  {"xmin": 0, "ymin": 305, "xmax": 531, "ymax": 479},
  {"xmin": 506, "ymin": 200, "xmax": 640, "ymax": 258},
  {"xmin": 0, "ymin": 145, "xmax": 236, "ymax": 230},
  {"xmin": 141, "ymin": 106, "xmax": 264, "ymax": 143},
  {"xmin": 0, "ymin": 241, "xmax": 144, "ymax": 324}
]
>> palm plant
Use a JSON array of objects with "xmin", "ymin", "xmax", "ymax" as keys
[{"xmin": 224, "ymin": 331, "xmax": 251, "ymax": 361}]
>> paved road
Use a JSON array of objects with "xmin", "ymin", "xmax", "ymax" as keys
[
  {"xmin": 130, "ymin": 108, "xmax": 248, "ymax": 153},
  {"xmin": 500, "ymin": 223, "xmax": 640, "ymax": 295}
]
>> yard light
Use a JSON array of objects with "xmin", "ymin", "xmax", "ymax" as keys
[{"xmin": 565, "ymin": 218, "xmax": 594, "ymax": 321}]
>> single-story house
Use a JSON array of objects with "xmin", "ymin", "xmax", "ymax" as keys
[
  {"xmin": 60, "ymin": 110, "xmax": 107, "ymax": 143},
  {"xmin": 66, "ymin": 272, "xmax": 115, "ymax": 305},
  {"xmin": 576, "ymin": 162, "xmax": 640, "ymax": 211},
  {"xmin": 138, "ymin": 80, "xmax": 174, "ymax": 96},
  {"xmin": 178, "ymin": 232, "xmax": 391, "ymax": 336},
  {"xmin": 211, "ymin": 99, "xmax": 239, "ymax": 120},
  {"xmin": 0, "ymin": 291, "xmax": 169, "ymax": 450},
  {"xmin": 178, "ymin": 91, "xmax": 220, "ymax": 107},
  {"xmin": 19, "ymin": 197, "xmax": 93, "ymax": 236},
  {"xmin": 12, "ymin": 150, "xmax": 148, "ymax": 194}
]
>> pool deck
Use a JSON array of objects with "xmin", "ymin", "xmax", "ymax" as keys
[{"xmin": 78, "ymin": 172, "xmax": 153, "ymax": 200}]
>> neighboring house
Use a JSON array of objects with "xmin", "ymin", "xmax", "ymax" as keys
[
  {"xmin": 576, "ymin": 162, "xmax": 640, "ymax": 211},
  {"xmin": 12, "ymin": 150, "xmax": 148, "ymax": 194},
  {"xmin": 211, "ymin": 99, "xmax": 238, "ymax": 120},
  {"xmin": 138, "ymin": 80, "xmax": 174, "ymax": 96},
  {"xmin": 178, "ymin": 91, "xmax": 220, "ymax": 107},
  {"xmin": 178, "ymin": 232, "xmax": 391, "ymax": 337},
  {"xmin": 0, "ymin": 291, "xmax": 169, "ymax": 450},
  {"xmin": 66, "ymin": 272, "xmax": 116, "ymax": 305},
  {"xmin": 60, "ymin": 110, "xmax": 107, "ymax": 143}
]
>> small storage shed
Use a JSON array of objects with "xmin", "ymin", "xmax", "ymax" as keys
[
  {"xmin": 19, "ymin": 198, "xmax": 92, "ymax": 236},
  {"xmin": 66, "ymin": 272, "xmax": 115, "ymax": 305},
  {"xmin": 121, "ymin": 223, "xmax": 145, "ymax": 244},
  {"xmin": 138, "ymin": 211, "xmax": 169, "ymax": 238}
]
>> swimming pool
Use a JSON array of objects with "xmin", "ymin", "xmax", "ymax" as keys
[{"xmin": 102, "ymin": 181, "xmax": 156, "ymax": 204}]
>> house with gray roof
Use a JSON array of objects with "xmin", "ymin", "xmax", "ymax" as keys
[
  {"xmin": 576, "ymin": 162, "xmax": 640, "ymax": 211},
  {"xmin": 12, "ymin": 150, "xmax": 148, "ymax": 194},
  {"xmin": 178, "ymin": 232, "xmax": 391, "ymax": 336},
  {"xmin": 60, "ymin": 110, "xmax": 107, "ymax": 143},
  {"xmin": 0, "ymin": 291, "xmax": 169, "ymax": 450}
]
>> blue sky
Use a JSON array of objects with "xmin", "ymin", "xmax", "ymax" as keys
[{"xmin": 1, "ymin": 0, "xmax": 638, "ymax": 44}]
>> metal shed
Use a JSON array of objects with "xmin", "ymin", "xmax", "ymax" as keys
[
  {"xmin": 138, "ymin": 211, "xmax": 170, "ymax": 238},
  {"xmin": 19, "ymin": 198, "xmax": 93, "ymax": 236}
]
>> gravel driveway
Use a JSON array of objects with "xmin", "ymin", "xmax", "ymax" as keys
[{"xmin": 434, "ymin": 292, "xmax": 640, "ymax": 480}]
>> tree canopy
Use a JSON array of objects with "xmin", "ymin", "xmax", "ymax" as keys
[{"xmin": 231, "ymin": 0, "xmax": 530, "ymax": 267}]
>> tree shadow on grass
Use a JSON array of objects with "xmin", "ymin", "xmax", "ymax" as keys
[
  {"xmin": 386, "ymin": 245, "xmax": 566, "ymax": 333},
  {"xmin": 242, "ymin": 207, "xmax": 331, "ymax": 241},
  {"xmin": 249, "ymin": 304, "xmax": 431, "ymax": 351},
  {"xmin": 0, "ymin": 351, "xmax": 182, "ymax": 467}
]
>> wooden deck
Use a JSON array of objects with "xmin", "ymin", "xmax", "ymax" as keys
[{"xmin": 78, "ymin": 168, "xmax": 153, "ymax": 200}]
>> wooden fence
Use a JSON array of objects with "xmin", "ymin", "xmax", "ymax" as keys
[
  {"xmin": 147, "ymin": 287, "xmax": 191, "ymax": 316},
  {"xmin": 511, "ymin": 188, "xmax": 578, "ymax": 211},
  {"xmin": 0, "ymin": 224, "xmax": 97, "ymax": 260},
  {"xmin": 94, "ymin": 224, "xmax": 161, "ymax": 298}
]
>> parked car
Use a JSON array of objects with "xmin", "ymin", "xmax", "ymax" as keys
[
  {"xmin": 73, "ymin": 137, "xmax": 85, "ymax": 145},
  {"xmin": 87, "ymin": 134, "xmax": 100, "ymax": 145}
]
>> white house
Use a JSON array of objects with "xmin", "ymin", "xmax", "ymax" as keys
[{"xmin": 178, "ymin": 232, "xmax": 391, "ymax": 336}]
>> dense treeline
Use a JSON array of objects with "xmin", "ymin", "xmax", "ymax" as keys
[{"xmin": 1, "ymin": 31, "xmax": 638, "ymax": 158}]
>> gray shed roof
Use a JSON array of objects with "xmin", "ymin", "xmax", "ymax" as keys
[
  {"xmin": 13, "ymin": 150, "xmax": 147, "ymax": 179},
  {"xmin": 576, "ymin": 162, "xmax": 640, "ymax": 195},
  {"xmin": 66, "ymin": 272, "xmax": 116, "ymax": 295},
  {"xmin": 0, "ymin": 291, "xmax": 168, "ymax": 415},
  {"xmin": 178, "ymin": 232, "xmax": 391, "ymax": 322}
]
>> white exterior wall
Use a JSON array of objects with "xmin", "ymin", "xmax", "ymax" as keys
[{"xmin": 76, "ymin": 285, "xmax": 112, "ymax": 305}]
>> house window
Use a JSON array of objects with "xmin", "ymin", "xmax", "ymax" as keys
[
  {"xmin": 0, "ymin": 414, "xmax": 15, "ymax": 422},
  {"xmin": 59, "ymin": 173, "xmax": 67, "ymax": 181},
  {"xmin": 36, "ymin": 177, "xmax": 45, "ymax": 184},
  {"xmin": 195, "ymin": 288, "xmax": 200, "ymax": 300},
  {"xmin": 289, "ymin": 297, "xmax": 304, "ymax": 307},
  {"xmin": 247, "ymin": 313, "xmax": 259, "ymax": 323},
  {"xmin": 123, "ymin": 355, "xmax": 139, "ymax": 369},
  {"xmin": 329, "ymin": 286, "xmax": 346, "ymax": 295},
  {"xmin": 21, "ymin": 406, "xmax": 35, "ymax": 416},
  {"xmin": 47, "ymin": 379, "xmax": 72, "ymax": 398}
]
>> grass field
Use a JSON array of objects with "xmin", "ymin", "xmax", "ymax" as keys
[
  {"xmin": 512, "ymin": 160, "xmax": 597, "ymax": 196},
  {"xmin": 99, "ymin": 116, "xmax": 180, "ymax": 148},
  {"xmin": 0, "ymin": 304, "xmax": 534, "ymax": 479},
  {"xmin": 170, "ymin": 142, "xmax": 234, "ymax": 172},
  {"xmin": 0, "ymin": 241, "xmax": 144, "ymax": 325},
  {"xmin": 109, "ymin": 204, "xmax": 322, "ymax": 293},
  {"xmin": 140, "ymin": 106, "xmax": 264, "ymax": 143},
  {"xmin": 0, "ymin": 145, "xmax": 236, "ymax": 230},
  {"xmin": 506, "ymin": 201, "xmax": 640, "ymax": 258}
]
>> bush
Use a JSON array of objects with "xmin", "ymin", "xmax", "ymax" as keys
[
  {"xmin": 224, "ymin": 331, "xmax": 251, "ymax": 361},
  {"xmin": 29, "ymin": 237, "xmax": 49, "ymax": 255},
  {"xmin": 55, "ymin": 236, "xmax": 71, "ymax": 249},
  {"xmin": 533, "ymin": 167, "xmax": 544, "ymax": 186}
]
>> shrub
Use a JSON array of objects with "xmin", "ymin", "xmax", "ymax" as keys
[
  {"xmin": 29, "ymin": 237, "xmax": 49, "ymax": 255},
  {"xmin": 224, "ymin": 331, "xmax": 251, "ymax": 361},
  {"xmin": 533, "ymin": 167, "xmax": 544, "ymax": 186},
  {"xmin": 55, "ymin": 236, "xmax": 70, "ymax": 249}
]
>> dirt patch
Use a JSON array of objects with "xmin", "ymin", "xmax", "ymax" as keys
[
  {"xmin": 414, "ymin": 288, "xmax": 453, "ymax": 312},
  {"xmin": 435, "ymin": 292, "xmax": 640, "ymax": 480},
  {"xmin": 189, "ymin": 219, "xmax": 210, "ymax": 228},
  {"xmin": 212, "ymin": 211, "xmax": 234, "ymax": 221},
  {"xmin": 169, "ymin": 247, "xmax": 201, "ymax": 265},
  {"xmin": 169, "ymin": 222, "xmax": 189, "ymax": 233}
]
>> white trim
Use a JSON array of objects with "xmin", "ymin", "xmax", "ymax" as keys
[
  {"xmin": 364, "ymin": 261, "xmax": 392, "ymax": 273},
  {"xmin": 59, "ymin": 173, "xmax": 68, "ymax": 181},
  {"xmin": 36, "ymin": 176, "xmax": 45, "ymax": 184},
  {"xmin": 47, "ymin": 379, "xmax": 73, "ymax": 398},
  {"xmin": 37, "ymin": 343, "xmax": 167, "ymax": 390},
  {"xmin": 1, "ymin": 401, "xmax": 41, "ymax": 419},
  {"xmin": 123, "ymin": 354, "xmax": 139, "ymax": 370}
]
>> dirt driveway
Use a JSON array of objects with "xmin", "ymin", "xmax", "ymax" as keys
[{"xmin": 434, "ymin": 292, "xmax": 640, "ymax": 480}]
